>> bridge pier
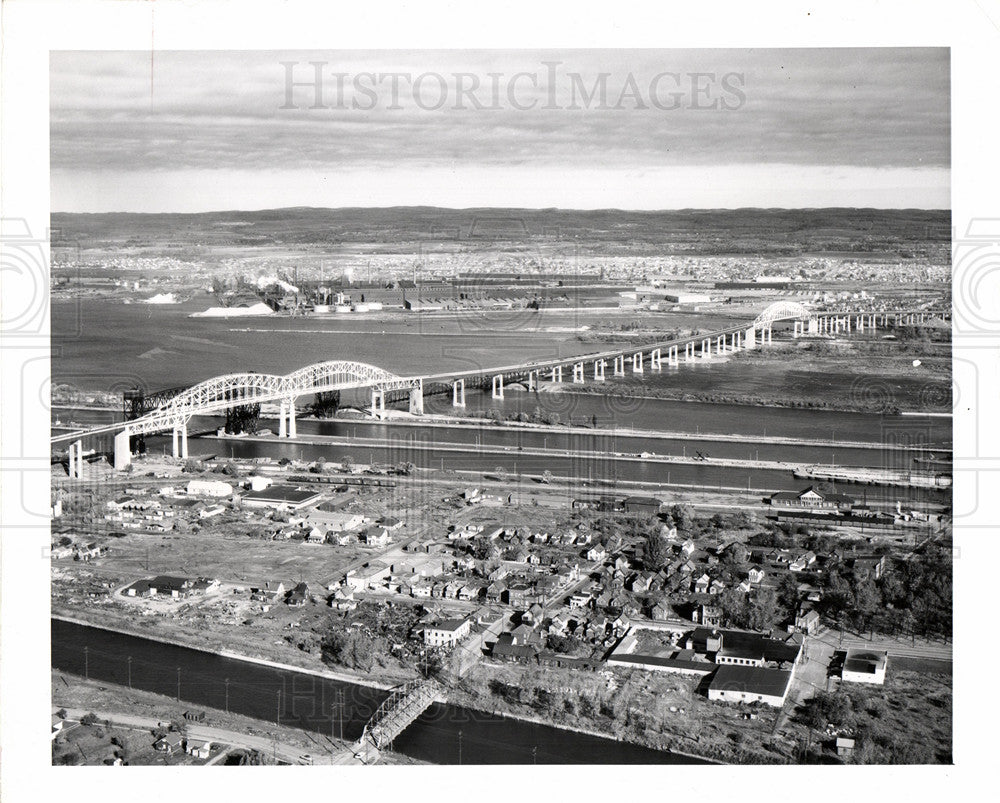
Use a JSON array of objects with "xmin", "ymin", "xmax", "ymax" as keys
[
  {"xmin": 370, "ymin": 389, "xmax": 386, "ymax": 419},
  {"xmin": 716, "ymin": 335, "xmax": 726, "ymax": 354},
  {"xmin": 793, "ymin": 320, "xmax": 803, "ymax": 338},
  {"xmin": 278, "ymin": 401, "xmax": 287, "ymax": 438},
  {"xmin": 551, "ymin": 365, "xmax": 564, "ymax": 383},
  {"xmin": 409, "ymin": 381, "xmax": 424, "ymax": 415},
  {"xmin": 527, "ymin": 371, "xmax": 537, "ymax": 392},
  {"xmin": 701, "ymin": 338, "xmax": 711, "ymax": 358},
  {"xmin": 684, "ymin": 342, "xmax": 695, "ymax": 362},
  {"xmin": 114, "ymin": 430, "xmax": 131, "ymax": 471},
  {"xmin": 492, "ymin": 374, "xmax": 505, "ymax": 400},
  {"xmin": 593, "ymin": 359, "xmax": 606, "ymax": 381},
  {"xmin": 171, "ymin": 421, "xmax": 189, "ymax": 458},
  {"xmin": 808, "ymin": 318, "xmax": 819, "ymax": 335},
  {"xmin": 744, "ymin": 327, "xmax": 756, "ymax": 350},
  {"xmin": 287, "ymin": 402, "xmax": 297, "ymax": 438},
  {"xmin": 668, "ymin": 345, "xmax": 679, "ymax": 366},
  {"xmin": 613, "ymin": 355, "xmax": 626, "ymax": 376},
  {"xmin": 632, "ymin": 352, "xmax": 644, "ymax": 373},
  {"xmin": 452, "ymin": 379, "xmax": 466, "ymax": 407},
  {"xmin": 67, "ymin": 439, "xmax": 85, "ymax": 478},
  {"xmin": 650, "ymin": 348, "xmax": 662, "ymax": 370},
  {"xmin": 572, "ymin": 362, "xmax": 585, "ymax": 384}
]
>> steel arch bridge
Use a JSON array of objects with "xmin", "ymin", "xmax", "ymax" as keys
[
  {"xmin": 753, "ymin": 301, "xmax": 813, "ymax": 327},
  {"xmin": 126, "ymin": 360, "xmax": 417, "ymax": 435}
]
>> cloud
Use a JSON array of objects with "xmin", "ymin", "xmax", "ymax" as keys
[{"xmin": 50, "ymin": 48, "xmax": 950, "ymax": 210}]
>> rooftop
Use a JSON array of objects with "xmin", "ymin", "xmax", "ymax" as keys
[{"xmin": 708, "ymin": 665, "xmax": 793, "ymax": 698}]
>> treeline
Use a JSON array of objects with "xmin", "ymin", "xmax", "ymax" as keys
[{"xmin": 818, "ymin": 538, "xmax": 952, "ymax": 639}]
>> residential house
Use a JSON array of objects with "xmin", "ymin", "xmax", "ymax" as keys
[
  {"xmin": 186, "ymin": 739, "xmax": 213, "ymax": 759},
  {"xmin": 154, "ymin": 733, "xmax": 184, "ymax": 754},
  {"xmin": 794, "ymin": 608, "xmax": 821, "ymax": 635},
  {"xmin": 424, "ymin": 618, "xmax": 472, "ymax": 648}
]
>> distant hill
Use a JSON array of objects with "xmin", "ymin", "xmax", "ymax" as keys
[{"xmin": 50, "ymin": 207, "xmax": 950, "ymax": 257}]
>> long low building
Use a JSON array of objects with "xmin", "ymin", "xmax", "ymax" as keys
[
  {"xmin": 707, "ymin": 665, "xmax": 794, "ymax": 707},
  {"xmin": 241, "ymin": 484, "xmax": 322, "ymax": 510}
]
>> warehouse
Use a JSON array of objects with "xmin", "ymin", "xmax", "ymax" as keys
[{"xmin": 707, "ymin": 665, "xmax": 794, "ymax": 707}]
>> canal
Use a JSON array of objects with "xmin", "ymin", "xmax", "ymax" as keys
[{"xmin": 52, "ymin": 618, "xmax": 704, "ymax": 764}]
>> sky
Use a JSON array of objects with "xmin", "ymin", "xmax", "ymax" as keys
[{"xmin": 50, "ymin": 49, "xmax": 950, "ymax": 212}]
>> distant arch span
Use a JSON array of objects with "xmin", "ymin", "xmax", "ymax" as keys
[{"xmin": 753, "ymin": 301, "xmax": 813, "ymax": 327}]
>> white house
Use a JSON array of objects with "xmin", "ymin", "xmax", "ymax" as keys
[
  {"xmin": 186, "ymin": 479, "xmax": 233, "ymax": 498},
  {"xmin": 424, "ymin": 618, "xmax": 472, "ymax": 647},
  {"xmin": 841, "ymin": 649, "xmax": 888, "ymax": 685}
]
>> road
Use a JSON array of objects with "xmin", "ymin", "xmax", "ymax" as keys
[
  {"xmin": 807, "ymin": 625, "xmax": 952, "ymax": 662},
  {"xmin": 52, "ymin": 705, "xmax": 364, "ymax": 765}
]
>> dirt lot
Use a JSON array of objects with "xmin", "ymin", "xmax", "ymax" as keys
[{"xmin": 449, "ymin": 661, "xmax": 791, "ymax": 764}]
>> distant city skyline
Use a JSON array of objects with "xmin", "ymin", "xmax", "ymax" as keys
[{"xmin": 51, "ymin": 48, "xmax": 950, "ymax": 213}]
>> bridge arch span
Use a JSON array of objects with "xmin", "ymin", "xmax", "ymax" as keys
[
  {"xmin": 753, "ymin": 301, "xmax": 813, "ymax": 327},
  {"xmin": 126, "ymin": 361, "xmax": 414, "ymax": 436}
]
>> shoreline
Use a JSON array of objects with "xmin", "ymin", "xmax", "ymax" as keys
[
  {"xmin": 51, "ymin": 612, "xmax": 397, "ymax": 691},
  {"xmin": 49, "ymin": 400, "xmax": 950, "ymax": 452}
]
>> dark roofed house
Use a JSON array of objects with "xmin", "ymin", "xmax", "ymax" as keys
[
  {"xmin": 285, "ymin": 582, "xmax": 309, "ymax": 607},
  {"xmin": 491, "ymin": 632, "xmax": 538, "ymax": 664},
  {"xmin": 148, "ymin": 575, "xmax": 192, "ymax": 599},
  {"xmin": 623, "ymin": 496, "xmax": 663, "ymax": 516},
  {"xmin": 707, "ymin": 665, "xmax": 793, "ymax": 707}
]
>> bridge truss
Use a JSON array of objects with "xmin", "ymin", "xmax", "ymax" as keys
[
  {"xmin": 126, "ymin": 360, "xmax": 418, "ymax": 436},
  {"xmin": 360, "ymin": 679, "xmax": 439, "ymax": 752}
]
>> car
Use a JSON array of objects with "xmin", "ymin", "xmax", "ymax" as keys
[{"xmin": 298, "ymin": 754, "xmax": 314, "ymax": 765}]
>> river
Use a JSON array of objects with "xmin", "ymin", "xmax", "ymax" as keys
[
  {"xmin": 51, "ymin": 618, "xmax": 703, "ymax": 765},
  {"xmin": 52, "ymin": 404, "xmax": 951, "ymax": 506}
]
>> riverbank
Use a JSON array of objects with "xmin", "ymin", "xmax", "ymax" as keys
[
  {"xmin": 301, "ymin": 409, "xmax": 939, "ymax": 452},
  {"xmin": 51, "ymin": 612, "xmax": 399, "ymax": 691},
  {"xmin": 448, "ymin": 661, "xmax": 789, "ymax": 764}
]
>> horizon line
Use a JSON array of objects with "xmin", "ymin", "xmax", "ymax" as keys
[{"xmin": 50, "ymin": 204, "xmax": 952, "ymax": 216}]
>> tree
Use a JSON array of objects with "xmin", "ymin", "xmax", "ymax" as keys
[
  {"xmin": 719, "ymin": 588, "xmax": 750, "ymax": 628},
  {"xmin": 669, "ymin": 504, "xmax": 695, "ymax": 532},
  {"xmin": 341, "ymin": 455, "xmax": 354, "ymax": 472},
  {"xmin": 747, "ymin": 587, "xmax": 780, "ymax": 632},
  {"xmin": 777, "ymin": 573, "xmax": 802, "ymax": 614},
  {"xmin": 643, "ymin": 531, "xmax": 668, "ymax": 570},
  {"xmin": 541, "ymin": 470, "xmax": 554, "ymax": 484}
]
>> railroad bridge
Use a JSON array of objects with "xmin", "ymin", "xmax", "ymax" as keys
[{"xmin": 52, "ymin": 302, "xmax": 949, "ymax": 476}]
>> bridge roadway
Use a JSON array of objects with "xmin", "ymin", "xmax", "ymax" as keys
[{"xmin": 51, "ymin": 304, "xmax": 947, "ymax": 473}]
